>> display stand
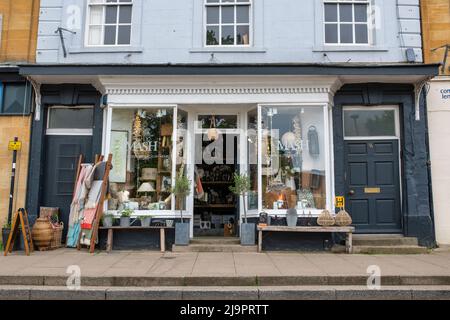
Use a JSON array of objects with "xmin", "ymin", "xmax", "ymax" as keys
[{"xmin": 4, "ymin": 208, "xmax": 34, "ymax": 256}]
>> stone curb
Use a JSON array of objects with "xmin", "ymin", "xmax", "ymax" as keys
[
  {"xmin": 2, "ymin": 275, "xmax": 450, "ymax": 287},
  {"xmin": 0, "ymin": 285, "xmax": 449, "ymax": 300}
]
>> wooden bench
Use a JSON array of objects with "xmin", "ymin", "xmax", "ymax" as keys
[
  {"xmin": 257, "ymin": 225, "xmax": 355, "ymax": 254},
  {"xmin": 99, "ymin": 226, "xmax": 174, "ymax": 253}
]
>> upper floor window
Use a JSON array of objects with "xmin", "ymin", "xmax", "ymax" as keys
[
  {"xmin": 87, "ymin": 0, "xmax": 133, "ymax": 46},
  {"xmin": 205, "ymin": 0, "xmax": 251, "ymax": 46},
  {"xmin": 324, "ymin": 0, "xmax": 370, "ymax": 45}
]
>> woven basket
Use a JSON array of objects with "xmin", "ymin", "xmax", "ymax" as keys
[
  {"xmin": 49, "ymin": 222, "xmax": 64, "ymax": 250},
  {"xmin": 335, "ymin": 210, "xmax": 352, "ymax": 226},
  {"xmin": 317, "ymin": 210, "xmax": 335, "ymax": 226}
]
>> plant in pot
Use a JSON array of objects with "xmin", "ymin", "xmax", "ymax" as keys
[
  {"xmin": 139, "ymin": 215, "xmax": 152, "ymax": 227},
  {"xmin": 171, "ymin": 173, "xmax": 191, "ymax": 246},
  {"xmin": 120, "ymin": 209, "xmax": 133, "ymax": 227},
  {"xmin": 102, "ymin": 213, "xmax": 115, "ymax": 228},
  {"xmin": 229, "ymin": 173, "xmax": 255, "ymax": 246}
]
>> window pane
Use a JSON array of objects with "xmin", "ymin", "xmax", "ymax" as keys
[
  {"xmin": 89, "ymin": 26, "xmax": 102, "ymax": 45},
  {"xmin": 89, "ymin": 6, "xmax": 103, "ymax": 25},
  {"xmin": 197, "ymin": 115, "xmax": 238, "ymax": 129},
  {"xmin": 48, "ymin": 108, "xmax": 94, "ymax": 129},
  {"xmin": 119, "ymin": 5, "xmax": 132, "ymax": 23},
  {"xmin": 222, "ymin": 26, "xmax": 234, "ymax": 45},
  {"xmin": 354, "ymin": 4, "xmax": 368, "ymax": 22},
  {"xmin": 105, "ymin": 6, "xmax": 118, "ymax": 24},
  {"xmin": 206, "ymin": 26, "xmax": 220, "ymax": 45},
  {"xmin": 340, "ymin": 24, "xmax": 353, "ymax": 43},
  {"xmin": 324, "ymin": 4, "xmax": 337, "ymax": 22},
  {"xmin": 104, "ymin": 25, "xmax": 117, "ymax": 44},
  {"xmin": 2, "ymin": 83, "xmax": 31, "ymax": 114},
  {"xmin": 344, "ymin": 110, "xmax": 396, "ymax": 137},
  {"xmin": 207, "ymin": 6, "xmax": 220, "ymax": 24},
  {"xmin": 339, "ymin": 4, "xmax": 353, "ymax": 22},
  {"xmin": 236, "ymin": 5, "xmax": 249, "ymax": 23},
  {"xmin": 325, "ymin": 24, "xmax": 338, "ymax": 43},
  {"xmin": 117, "ymin": 25, "xmax": 131, "ymax": 44},
  {"xmin": 109, "ymin": 108, "xmax": 175, "ymax": 212},
  {"xmin": 236, "ymin": 25, "xmax": 249, "ymax": 44},
  {"xmin": 221, "ymin": 6, "xmax": 234, "ymax": 24},
  {"xmin": 262, "ymin": 106, "xmax": 326, "ymax": 211},
  {"xmin": 355, "ymin": 24, "xmax": 368, "ymax": 43}
]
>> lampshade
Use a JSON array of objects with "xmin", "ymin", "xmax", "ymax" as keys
[
  {"xmin": 207, "ymin": 128, "xmax": 219, "ymax": 141},
  {"xmin": 137, "ymin": 182, "xmax": 155, "ymax": 193},
  {"xmin": 281, "ymin": 132, "xmax": 296, "ymax": 149}
]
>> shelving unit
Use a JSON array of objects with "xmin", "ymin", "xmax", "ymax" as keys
[{"xmin": 156, "ymin": 125, "xmax": 173, "ymax": 207}]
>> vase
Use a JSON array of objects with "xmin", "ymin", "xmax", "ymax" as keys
[
  {"xmin": 120, "ymin": 217, "xmax": 130, "ymax": 227},
  {"xmin": 286, "ymin": 208, "xmax": 298, "ymax": 227},
  {"xmin": 32, "ymin": 218, "xmax": 53, "ymax": 249}
]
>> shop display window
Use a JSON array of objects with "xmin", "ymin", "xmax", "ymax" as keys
[{"xmin": 261, "ymin": 106, "xmax": 326, "ymax": 211}]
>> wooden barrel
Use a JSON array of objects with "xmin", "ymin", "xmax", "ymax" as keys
[{"xmin": 32, "ymin": 218, "xmax": 53, "ymax": 249}]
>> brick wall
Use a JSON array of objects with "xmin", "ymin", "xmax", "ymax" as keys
[
  {"xmin": 0, "ymin": 117, "xmax": 31, "ymax": 227},
  {"xmin": 421, "ymin": 0, "xmax": 450, "ymax": 75}
]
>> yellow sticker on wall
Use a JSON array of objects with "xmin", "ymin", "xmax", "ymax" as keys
[
  {"xmin": 8, "ymin": 141, "xmax": 22, "ymax": 151},
  {"xmin": 335, "ymin": 196, "xmax": 345, "ymax": 209}
]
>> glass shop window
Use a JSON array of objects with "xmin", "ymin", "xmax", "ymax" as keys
[
  {"xmin": 108, "ymin": 108, "xmax": 174, "ymax": 213},
  {"xmin": 343, "ymin": 108, "xmax": 397, "ymax": 138},
  {"xmin": 0, "ymin": 82, "xmax": 33, "ymax": 115},
  {"xmin": 261, "ymin": 106, "xmax": 326, "ymax": 211}
]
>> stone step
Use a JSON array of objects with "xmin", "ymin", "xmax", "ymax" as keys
[
  {"xmin": 2, "ymin": 274, "xmax": 450, "ymax": 287},
  {"xmin": 2, "ymin": 285, "xmax": 450, "ymax": 300},
  {"xmin": 353, "ymin": 245, "xmax": 428, "ymax": 254},
  {"xmin": 172, "ymin": 244, "xmax": 257, "ymax": 253},
  {"xmin": 190, "ymin": 237, "xmax": 240, "ymax": 245},
  {"xmin": 353, "ymin": 235, "xmax": 419, "ymax": 246}
]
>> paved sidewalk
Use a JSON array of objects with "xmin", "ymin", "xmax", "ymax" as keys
[{"xmin": 1, "ymin": 249, "xmax": 450, "ymax": 286}]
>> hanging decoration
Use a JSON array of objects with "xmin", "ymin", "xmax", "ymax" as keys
[{"xmin": 207, "ymin": 115, "xmax": 219, "ymax": 141}]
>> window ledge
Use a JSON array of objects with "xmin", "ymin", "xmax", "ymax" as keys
[
  {"xmin": 190, "ymin": 47, "xmax": 267, "ymax": 53},
  {"xmin": 313, "ymin": 46, "xmax": 388, "ymax": 53},
  {"xmin": 68, "ymin": 46, "xmax": 144, "ymax": 54}
]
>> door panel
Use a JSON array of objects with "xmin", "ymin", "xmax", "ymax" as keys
[
  {"xmin": 345, "ymin": 140, "xmax": 402, "ymax": 233},
  {"xmin": 42, "ymin": 136, "xmax": 93, "ymax": 237}
]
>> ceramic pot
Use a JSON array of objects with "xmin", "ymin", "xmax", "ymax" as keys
[
  {"xmin": 120, "ymin": 217, "xmax": 130, "ymax": 227},
  {"xmin": 32, "ymin": 218, "xmax": 53, "ymax": 249},
  {"xmin": 140, "ymin": 217, "xmax": 152, "ymax": 227},
  {"xmin": 286, "ymin": 208, "xmax": 298, "ymax": 227}
]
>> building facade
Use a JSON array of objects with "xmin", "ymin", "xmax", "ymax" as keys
[
  {"xmin": 22, "ymin": 0, "xmax": 438, "ymax": 249},
  {"xmin": 421, "ymin": 0, "xmax": 450, "ymax": 246},
  {"xmin": 0, "ymin": 0, "xmax": 39, "ymax": 228}
]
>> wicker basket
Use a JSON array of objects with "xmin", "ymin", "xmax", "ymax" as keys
[
  {"xmin": 317, "ymin": 210, "xmax": 335, "ymax": 226},
  {"xmin": 49, "ymin": 222, "xmax": 64, "ymax": 250},
  {"xmin": 335, "ymin": 210, "xmax": 352, "ymax": 226}
]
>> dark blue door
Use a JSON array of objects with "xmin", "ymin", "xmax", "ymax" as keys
[
  {"xmin": 42, "ymin": 136, "xmax": 93, "ymax": 238},
  {"xmin": 344, "ymin": 140, "xmax": 402, "ymax": 233}
]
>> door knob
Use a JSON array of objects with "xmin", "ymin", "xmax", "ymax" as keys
[{"xmin": 348, "ymin": 190, "xmax": 355, "ymax": 195}]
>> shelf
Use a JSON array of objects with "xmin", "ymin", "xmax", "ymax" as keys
[
  {"xmin": 201, "ymin": 181, "xmax": 233, "ymax": 185},
  {"xmin": 194, "ymin": 204, "xmax": 235, "ymax": 209}
]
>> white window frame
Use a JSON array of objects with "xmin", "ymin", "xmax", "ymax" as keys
[
  {"xmin": 204, "ymin": 0, "xmax": 252, "ymax": 47},
  {"xmin": 323, "ymin": 0, "xmax": 372, "ymax": 46},
  {"xmin": 85, "ymin": 0, "xmax": 133, "ymax": 47},
  {"xmin": 257, "ymin": 103, "xmax": 333, "ymax": 217},
  {"xmin": 343, "ymin": 106, "xmax": 400, "ymax": 140},
  {"xmin": 46, "ymin": 106, "xmax": 94, "ymax": 136}
]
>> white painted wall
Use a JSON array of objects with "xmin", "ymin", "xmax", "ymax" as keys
[{"xmin": 427, "ymin": 77, "xmax": 450, "ymax": 245}]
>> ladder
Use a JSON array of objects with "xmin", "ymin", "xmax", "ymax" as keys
[{"xmin": 4, "ymin": 208, "xmax": 34, "ymax": 256}]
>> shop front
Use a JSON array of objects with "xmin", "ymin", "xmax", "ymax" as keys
[{"xmin": 101, "ymin": 76, "xmax": 337, "ymax": 241}]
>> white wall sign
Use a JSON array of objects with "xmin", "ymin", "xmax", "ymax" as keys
[{"xmin": 110, "ymin": 130, "xmax": 128, "ymax": 183}]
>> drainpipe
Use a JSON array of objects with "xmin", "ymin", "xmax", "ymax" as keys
[{"xmin": 422, "ymin": 89, "xmax": 437, "ymax": 248}]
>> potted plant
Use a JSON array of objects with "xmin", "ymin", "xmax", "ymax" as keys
[
  {"xmin": 120, "ymin": 209, "xmax": 133, "ymax": 227},
  {"xmin": 139, "ymin": 215, "xmax": 152, "ymax": 227},
  {"xmin": 2, "ymin": 221, "xmax": 23, "ymax": 251},
  {"xmin": 171, "ymin": 173, "xmax": 191, "ymax": 245},
  {"xmin": 229, "ymin": 173, "xmax": 255, "ymax": 246},
  {"xmin": 102, "ymin": 213, "xmax": 115, "ymax": 228}
]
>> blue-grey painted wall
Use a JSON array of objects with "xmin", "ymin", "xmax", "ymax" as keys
[{"xmin": 37, "ymin": 0, "xmax": 423, "ymax": 64}]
